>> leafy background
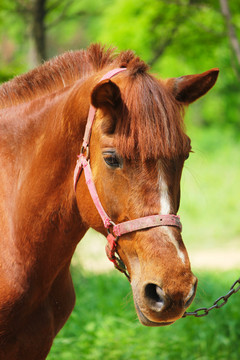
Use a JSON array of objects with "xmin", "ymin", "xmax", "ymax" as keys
[{"xmin": 0, "ymin": 1, "xmax": 240, "ymax": 359}]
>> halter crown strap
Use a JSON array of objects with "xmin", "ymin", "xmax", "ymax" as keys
[{"xmin": 82, "ymin": 68, "xmax": 127, "ymax": 148}]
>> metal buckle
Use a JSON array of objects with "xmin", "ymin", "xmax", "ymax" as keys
[{"xmin": 107, "ymin": 219, "xmax": 116, "ymax": 234}]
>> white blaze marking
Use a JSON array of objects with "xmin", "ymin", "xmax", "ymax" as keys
[
  {"xmin": 159, "ymin": 174, "xmax": 171, "ymax": 215},
  {"xmin": 163, "ymin": 227, "xmax": 186, "ymax": 264},
  {"xmin": 158, "ymin": 166, "xmax": 185, "ymax": 264}
]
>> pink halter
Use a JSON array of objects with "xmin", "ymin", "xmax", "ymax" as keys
[{"xmin": 74, "ymin": 68, "xmax": 182, "ymax": 279}]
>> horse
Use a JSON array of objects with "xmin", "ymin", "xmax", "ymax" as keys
[{"xmin": 0, "ymin": 44, "xmax": 218, "ymax": 359}]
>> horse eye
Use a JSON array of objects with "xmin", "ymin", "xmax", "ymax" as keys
[{"xmin": 103, "ymin": 152, "xmax": 122, "ymax": 169}]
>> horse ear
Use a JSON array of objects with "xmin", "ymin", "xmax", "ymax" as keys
[
  {"xmin": 165, "ymin": 68, "xmax": 219, "ymax": 104},
  {"xmin": 91, "ymin": 79, "xmax": 122, "ymax": 109}
]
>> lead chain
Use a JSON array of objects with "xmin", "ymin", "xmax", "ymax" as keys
[{"xmin": 182, "ymin": 277, "xmax": 240, "ymax": 318}]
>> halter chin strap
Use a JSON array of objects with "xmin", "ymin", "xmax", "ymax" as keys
[{"xmin": 74, "ymin": 68, "xmax": 182, "ymax": 279}]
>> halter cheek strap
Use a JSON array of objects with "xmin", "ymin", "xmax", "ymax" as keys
[{"xmin": 74, "ymin": 68, "xmax": 182, "ymax": 279}]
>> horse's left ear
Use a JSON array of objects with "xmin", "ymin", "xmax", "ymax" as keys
[
  {"xmin": 165, "ymin": 68, "xmax": 219, "ymax": 104},
  {"xmin": 91, "ymin": 79, "xmax": 122, "ymax": 109}
]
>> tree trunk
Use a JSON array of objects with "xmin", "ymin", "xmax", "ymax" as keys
[
  {"xmin": 31, "ymin": 0, "xmax": 47, "ymax": 64},
  {"xmin": 220, "ymin": 0, "xmax": 240, "ymax": 69}
]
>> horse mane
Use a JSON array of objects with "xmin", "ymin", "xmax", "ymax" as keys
[
  {"xmin": 0, "ymin": 44, "xmax": 145, "ymax": 108},
  {"xmin": 0, "ymin": 44, "xmax": 189, "ymax": 160},
  {"xmin": 0, "ymin": 45, "xmax": 113, "ymax": 108}
]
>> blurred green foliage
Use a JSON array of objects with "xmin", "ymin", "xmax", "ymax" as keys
[{"xmin": 180, "ymin": 125, "xmax": 240, "ymax": 251}]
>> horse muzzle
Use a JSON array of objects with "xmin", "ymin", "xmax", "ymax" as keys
[{"xmin": 131, "ymin": 278, "xmax": 198, "ymax": 326}]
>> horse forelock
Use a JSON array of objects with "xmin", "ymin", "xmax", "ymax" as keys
[{"xmin": 113, "ymin": 73, "xmax": 190, "ymax": 161}]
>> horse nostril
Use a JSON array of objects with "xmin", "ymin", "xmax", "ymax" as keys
[{"xmin": 144, "ymin": 283, "xmax": 165, "ymax": 312}]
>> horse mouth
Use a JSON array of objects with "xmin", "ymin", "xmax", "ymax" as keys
[{"xmin": 135, "ymin": 303, "xmax": 174, "ymax": 327}]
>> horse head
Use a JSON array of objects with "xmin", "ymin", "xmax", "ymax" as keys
[{"xmin": 75, "ymin": 64, "xmax": 218, "ymax": 326}]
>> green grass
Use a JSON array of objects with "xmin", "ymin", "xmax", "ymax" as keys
[{"xmin": 48, "ymin": 268, "xmax": 240, "ymax": 360}]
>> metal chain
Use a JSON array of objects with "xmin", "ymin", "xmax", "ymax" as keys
[{"xmin": 182, "ymin": 277, "xmax": 240, "ymax": 318}]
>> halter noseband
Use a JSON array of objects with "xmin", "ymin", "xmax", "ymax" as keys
[{"xmin": 73, "ymin": 68, "xmax": 182, "ymax": 279}]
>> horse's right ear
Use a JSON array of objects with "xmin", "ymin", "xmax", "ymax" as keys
[
  {"xmin": 91, "ymin": 79, "xmax": 122, "ymax": 109},
  {"xmin": 165, "ymin": 68, "xmax": 219, "ymax": 104}
]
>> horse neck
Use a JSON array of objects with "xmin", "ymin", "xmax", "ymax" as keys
[{"xmin": 1, "ymin": 80, "xmax": 90, "ymax": 251}]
